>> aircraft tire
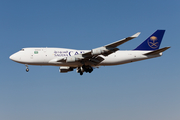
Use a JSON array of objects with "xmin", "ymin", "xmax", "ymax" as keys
[
  {"xmin": 80, "ymin": 72, "xmax": 83, "ymax": 75},
  {"xmin": 26, "ymin": 68, "xmax": 29, "ymax": 72}
]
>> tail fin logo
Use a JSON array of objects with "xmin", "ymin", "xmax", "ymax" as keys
[{"xmin": 148, "ymin": 36, "xmax": 159, "ymax": 49}]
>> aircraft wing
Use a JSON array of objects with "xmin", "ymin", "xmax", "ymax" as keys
[
  {"xmin": 82, "ymin": 32, "xmax": 140, "ymax": 57},
  {"xmin": 52, "ymin": 32, "xmax": 140, "ymax": 65}
]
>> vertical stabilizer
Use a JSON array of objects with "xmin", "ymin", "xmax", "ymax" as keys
[{"xmin": 134, "ymin": 30, "xmax": 165, "ymax": 50}]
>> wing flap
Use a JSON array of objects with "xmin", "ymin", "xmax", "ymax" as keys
[{"xmin": 89, "ymin": 56, "xmax": 104, "ymax": 65}]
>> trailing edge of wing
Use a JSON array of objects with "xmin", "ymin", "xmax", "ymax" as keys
[
  {"xmin": 144, "ymin": 47, "xmax": 171, "ymax": 55},
  {"xmin": 105, "ymin": 32, "xmax": 141, "ymax": 48},
  {"xmin": 49, "ymin": 58, "xmax": 66, "ymax": 63}
]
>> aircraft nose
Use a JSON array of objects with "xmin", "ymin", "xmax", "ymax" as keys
[
  {"xmin": 9, "ymin": 54, "xmax": 15, "ymax": 61},
  {"xmin": 9, "ymin": 53, "xmax": 19, "ymax": 62}
]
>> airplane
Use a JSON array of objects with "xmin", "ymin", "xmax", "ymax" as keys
[{"xmin": 9, "ymin": 30, "xmax": 170, "ymax": 75}]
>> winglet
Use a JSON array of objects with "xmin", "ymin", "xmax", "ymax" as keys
[{"xmin": 131, "ymin": 32, "xmax": 141, "ymax": 38}]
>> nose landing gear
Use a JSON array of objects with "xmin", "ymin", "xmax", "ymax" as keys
[
  {"xmin": 26, "ymin": 68, "xmax": 29, "ymax": 72},
  {"xmin": 25, "ymin": 64, "xmax": 29, "ymax": 72}
]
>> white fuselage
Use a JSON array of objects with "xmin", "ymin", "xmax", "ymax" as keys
[{"xmin": 9, "ymin": 47, "xmax": 162, "ymax": 67}]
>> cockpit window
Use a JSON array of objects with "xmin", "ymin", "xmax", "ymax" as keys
[{"xmin": 20, "ymin": 49, "xmax": 24, "ymax": 51}]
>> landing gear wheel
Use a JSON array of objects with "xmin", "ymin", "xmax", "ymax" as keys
[
  {"xmin": 89, "ymin": 68, "xmax": 93, "ymax": 73},
  {"xmin": 25, "ymin": 64, "xmax": 29, "ymax": 72},
  {"xmin": 26, "ymin": 68, "xmax": 29, "ymax": 72},
  {"xmin": 80, "ymin": 72, "xmax": 83, "ymax": 75}
]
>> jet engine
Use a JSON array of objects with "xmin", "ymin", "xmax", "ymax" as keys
[
  {"xmin": 59, "ymin": 66, "xmax": 73, "ymax": 73},
  {"xmin": 91, "ymin": 47, "xmax": 109, "ymax": 56},
  {"xmin": 91, "ymin": 47, "xmax": 119, "ymax": 56},
  {"xmin": 66, "ymin": 56, "xmax": 77, "ymax": 63}
]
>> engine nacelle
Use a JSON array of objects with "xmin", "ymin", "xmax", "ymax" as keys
[
  {"xmin": 66, "ymin": 56, "xmax": 77, "ymax": 63},
  {"xmin": 91, "ymin": 47, "xmax": 108, "ymax": 56},
  {"xmin": 59, "ymin": 66, "xmax": 73, "ymax": 73}
]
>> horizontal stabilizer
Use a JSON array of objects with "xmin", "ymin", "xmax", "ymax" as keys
[{"xmin": 144, "ymin": 47, "xmax": 170, "ymax": 55}]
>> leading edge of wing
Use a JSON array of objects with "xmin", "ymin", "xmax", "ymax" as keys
[{"xmin": 104, "ymin": 32, "xmax": 141, "ymax": 48}]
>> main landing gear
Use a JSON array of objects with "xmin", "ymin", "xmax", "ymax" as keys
[
  {"xmin": 77, "ymin": 65, "xmax": 93, "ymax": 75},
  {"xmin": 25, "ymin": 64, "xmax": 29, "ymax": 72}
]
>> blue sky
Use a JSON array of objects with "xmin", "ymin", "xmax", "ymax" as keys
[{"xmin": 1, "ymin": 0, "xmax": 180, "ymax": 120}]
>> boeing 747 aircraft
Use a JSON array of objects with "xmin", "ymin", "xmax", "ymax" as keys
[{"xmin": 9, "ymin": 30, "xmax": 170, "ymax": 75}]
